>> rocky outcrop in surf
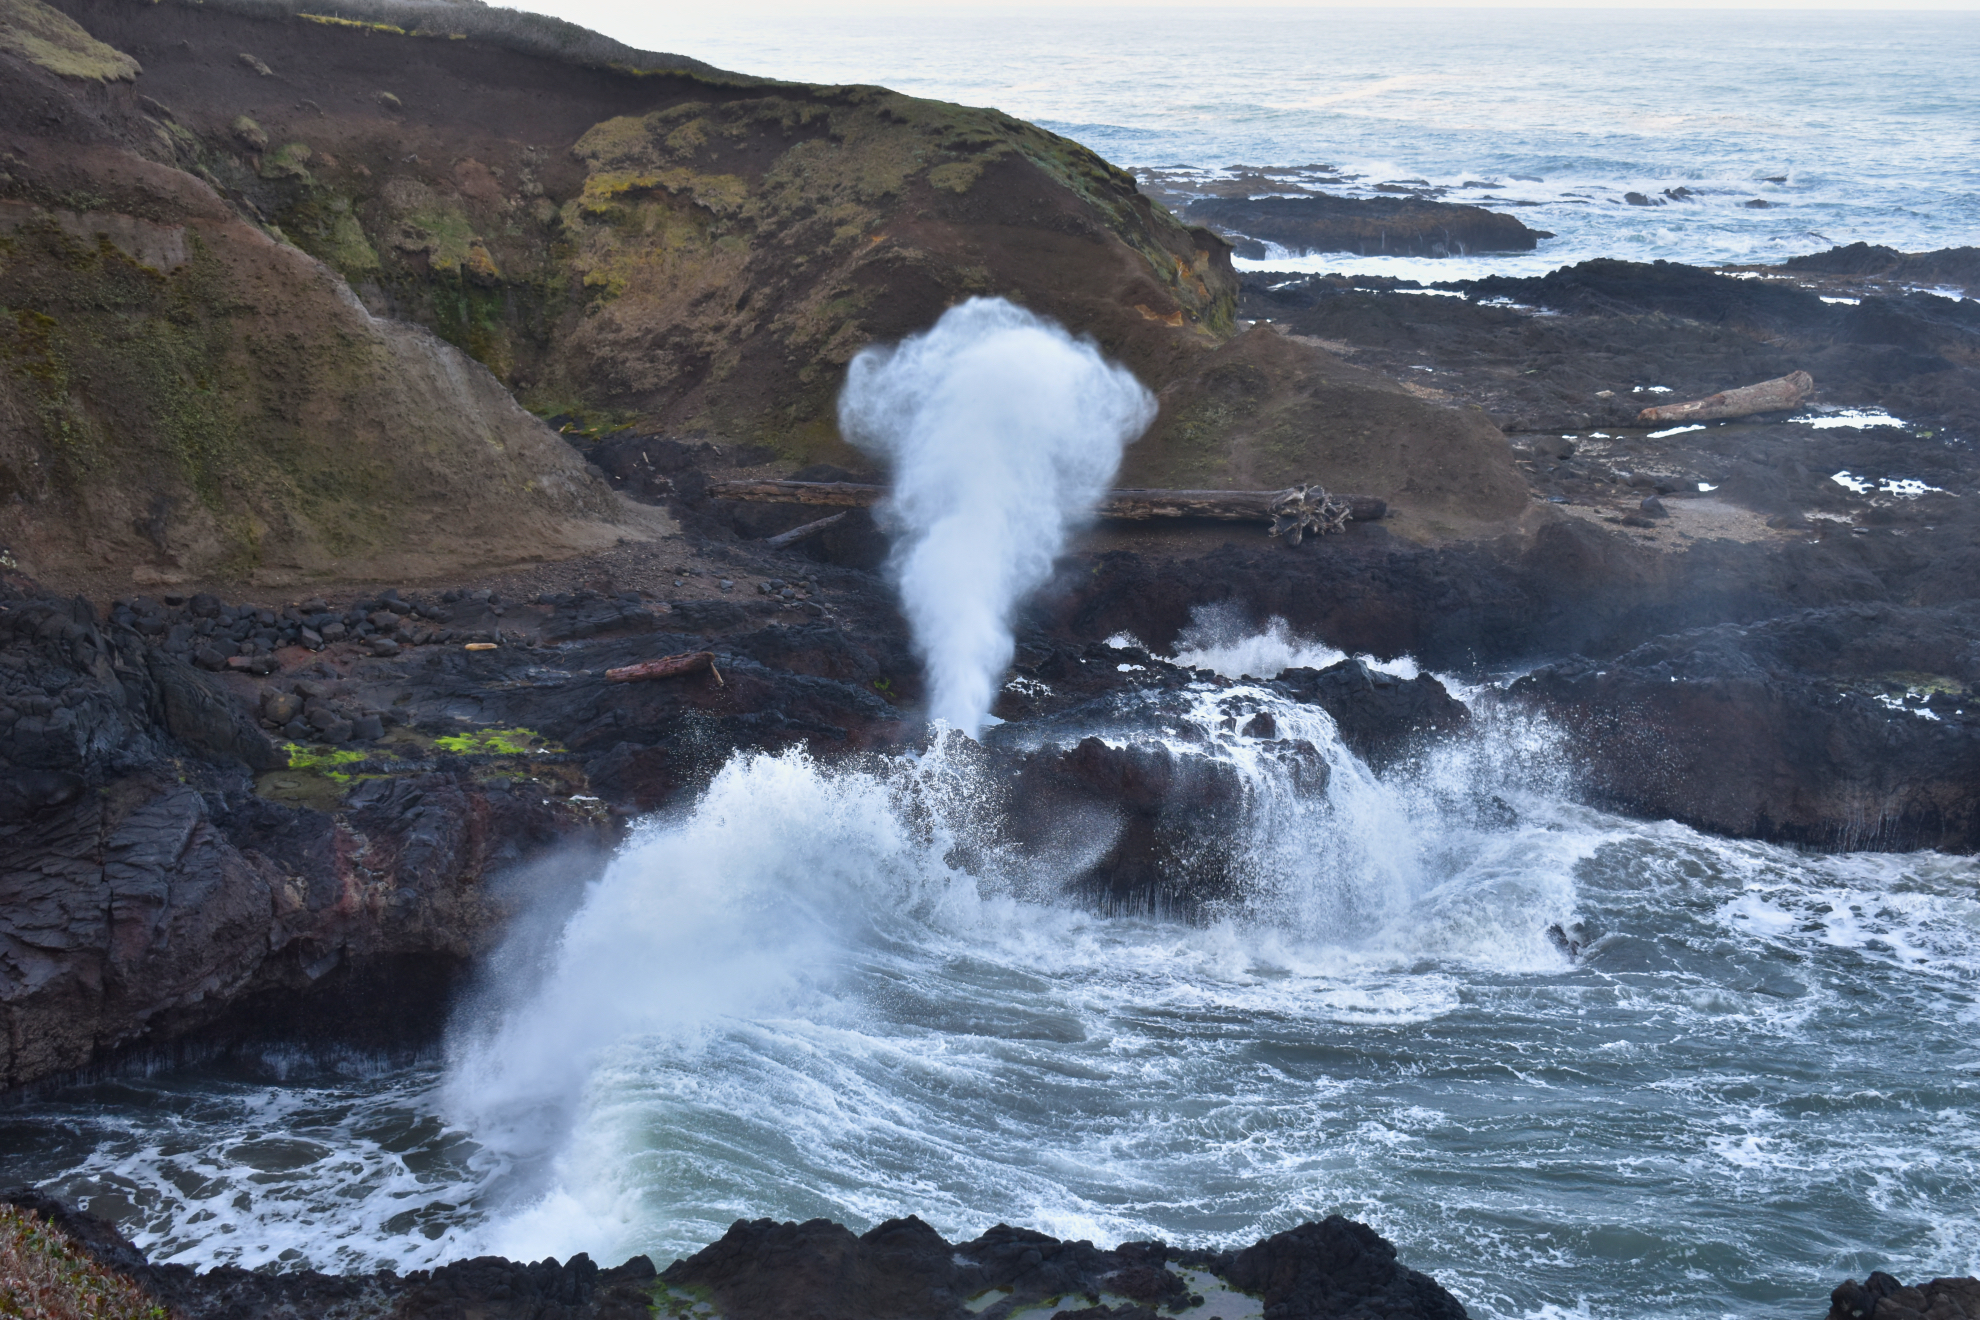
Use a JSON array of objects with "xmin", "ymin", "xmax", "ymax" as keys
[{"xmin": 1187, "ymin": 192, "xmax": 1548, "ymax": 260}]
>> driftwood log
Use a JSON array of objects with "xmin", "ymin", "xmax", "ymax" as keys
[
  {"xmin": 707, "ymin": 481, "xmax": 1387, "ymax": 530},
  {"xmin": 763, "ymin": 510, "xmax": 849, "ymax": 549},
  {"xmin": 605, "ymin": 651, "xmax": 723, "ymax": 686},
  {"xmin": 1638, "ymin": 370, "xmax": 1813, "ymax": 424}
]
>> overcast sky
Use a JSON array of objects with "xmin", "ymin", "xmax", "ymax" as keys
[{"xmin": 519, "ymin": 0, "xmax": 1980, "ymax": 37}]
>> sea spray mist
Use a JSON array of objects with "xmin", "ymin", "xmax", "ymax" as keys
[{"xmin": 838, "ymin": 297, "xmax": 1156, "ymax": 737}]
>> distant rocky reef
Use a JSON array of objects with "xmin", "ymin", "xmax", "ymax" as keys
[{"xmin": 1187, "ymin": 193, "xmax": 1549, "ymax": 260}]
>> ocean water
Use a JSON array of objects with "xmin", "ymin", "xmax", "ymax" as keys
[
  {"xmin": 590, "ymin": 6, "xmax": 1980, "ymax": 282},
  {"xmin": 5, "ymin": 624, "xmax": 1978, "ymax": 1320}
]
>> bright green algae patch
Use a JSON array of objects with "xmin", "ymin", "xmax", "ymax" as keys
[
  {"xmin": 283, "ymin": 744, "xmax": 368, "ymax": 777},
  {"xmin": 433, "ymin": 726, "xmax": 563, "ymax": 756}
]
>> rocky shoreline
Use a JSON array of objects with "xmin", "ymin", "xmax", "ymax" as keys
[
  {"xmin": 3, "ymin": 241, "xmax": 1976, "ymax": 1101},
  {"xmin": 6, "ymin": 1187, "xmax": 1975, "ymax": 1319},
  {"xmin": 6, "ymin": 1189, "xmax": 1480, "ymax": 1320}
]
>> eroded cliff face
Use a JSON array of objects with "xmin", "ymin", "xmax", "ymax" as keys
[
  {"xmin": 0, "ymin": 0, "xmax": 670, "ymax": 595},
  {"xmin": 41, "ymin": 0, "xmax": 1239, "ymax": 450}
]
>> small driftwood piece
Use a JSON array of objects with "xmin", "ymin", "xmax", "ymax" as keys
[
  {"xmin": 606, "ymin": 650, "xmax": 723, "ymax": 686},
  {"xmin": 763, "ymin": 510, "xmax": 850, "ymax": 549},
  {"xmin": 1638, "ymin": 370, "xmax": 1813, "ymax": 425},
  {"xmin": 707, "ymin": 480, "xmax": 1387, "ymax": 529}
]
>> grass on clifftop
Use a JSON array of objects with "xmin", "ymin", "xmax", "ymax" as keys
[
  {"xmin": 0, "ymin": 0, "xmax": 141, "ymax": 82},
  {"xmin": 0, "ymin": 1204, "xmax": 166, "ymax": 1320}
]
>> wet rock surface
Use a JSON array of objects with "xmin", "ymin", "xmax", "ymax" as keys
[
  {"xmin": 0, "ymin": 558, "xmax": 932, "ymax": 1087},
  {"xmin": 0, "ymin": 576, "xmax": 619, "ymax": 1091},
  {"xmin": 1828, "ymin": 1270, "xmax": 1980, "ymax": 1320},
  {"xmin": 2, "ymin": 1189, "xmax": 1473, "ymax": 1320},
  {"xmin": 1510, "ymin": 604, "xmax": 1980, "ymax": 850},
  {"xmin": 660, "ymin": 1212, "xmax": 1469, "ymax": 1320},
  {"xmin": 1276, "ymin": 660, "xmax": 1470, "ymax": 767}
]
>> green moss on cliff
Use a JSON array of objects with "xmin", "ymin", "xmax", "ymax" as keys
[
  {"xmin": 259, "ymin": 141, "xmax": 315, "ymax": 183},
  {"xmin": 187, "ymin": 56, "xmax": 1230, "ymax": 460},
  {"xmin": 2, "ymin": 227, "xmax": 254, "ymax": 513},
  {"xmin": 281, "ymin": 192, "xmax": 382, "ymax": 276},
  {"xmin": 0, "ymin": 210, "xmax": 429, "ymax": 572}
]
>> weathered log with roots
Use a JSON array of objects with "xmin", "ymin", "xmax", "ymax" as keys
[
  {"xmin": 1269, "ymin": 485, "xmax": 1352, "ymax": 545},
  {"xmin": 706, "ymin": 480, "xmax": 1386, "ymax": 538},
  {"xmin": 1638, "ymin": 370, "xmax": 1813, "ymax": 424}
]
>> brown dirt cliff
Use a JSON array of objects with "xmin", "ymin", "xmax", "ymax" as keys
[{"xmin": 0, "ymin": 0, "xmax": 677, "ymax": 596}]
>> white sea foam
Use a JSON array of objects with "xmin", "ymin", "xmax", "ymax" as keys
[
  {"xmin": 1795, "ymin": 409, "xmax": 1909, "ymax": 430},
  {"xmin": 1831, "ymin": 471, "xmax": 1950, "ymax": 498},
  {"xmin": 1168, "ymin": 604, "xmax": 1419, "ymax": 681},
  {"xmin": 838, "ymin": 297, "xmax": 1155, "ymax": 736},
  {"xmin": 436, "ymin": 656, "xmax": 1592, "ymax": 1266}
]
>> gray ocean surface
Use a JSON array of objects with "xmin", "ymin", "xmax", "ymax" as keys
[{"xmin": 4, "ymin": 13, "xmax": 1980, "ymax": 1318}]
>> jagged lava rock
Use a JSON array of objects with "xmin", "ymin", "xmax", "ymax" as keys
[{"xmin": 1276, "ymin": 659, "xmax": 1470, "ymax": 767}]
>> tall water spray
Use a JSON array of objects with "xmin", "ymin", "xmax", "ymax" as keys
[{"xmin": 839, "ymin": 298, "xmax": 1156, "ymax": 736}]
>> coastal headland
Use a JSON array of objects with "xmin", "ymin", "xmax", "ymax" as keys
[{"xmin": 1, "ymin": 0, "xmax": 1976, "ymax": 1312}]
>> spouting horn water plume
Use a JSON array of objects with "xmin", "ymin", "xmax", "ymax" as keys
[{"xmin": 839, "ymin": 298, "xmax": 1156, "ymax": 737}]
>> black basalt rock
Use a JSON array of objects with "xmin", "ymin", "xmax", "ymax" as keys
[
  {"xmin": 1224, "ymin": 1216, "xmax": 1469, "ymax": 1320},
  {"xmin": 660, "ymin": 1216, "xmax": 964, "ymax": 1320},
  {"xmin": 660, "ymin": 1212, "xmax": 1468, "ymax": 1320},
  {"xmin": 1827, "ymin": 1270, "xmax": 1980, "ymax": 1320},
  {"xmin": 1510, "ymin": 604, "xmax": 1980, "ymax": 851},
  {"xmin": 1277, "ymin": 659, "xmax": 1471, "ymax": 766},
  {"xmin": 7, "ymin": 1187, "xmax": 1470, "ymax": 1320}
]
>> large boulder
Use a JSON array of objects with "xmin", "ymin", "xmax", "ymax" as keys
[{"xmin": 1827, "ymin": 1270, "xmax": 1980, "ymax": 1320}]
